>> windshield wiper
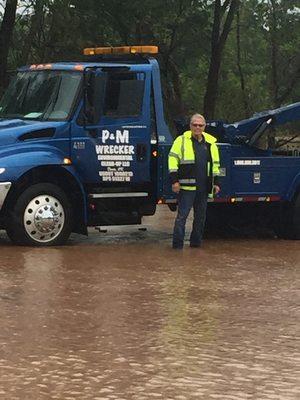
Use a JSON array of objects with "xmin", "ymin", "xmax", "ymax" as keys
[{"xmin": 40, "ymin": 76, "xmax": 63, "ymax": 121}]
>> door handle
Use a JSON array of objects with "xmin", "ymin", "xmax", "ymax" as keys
[{"xmin": 137, "ymin": 143, "xmax": 147, "ymax": 162}]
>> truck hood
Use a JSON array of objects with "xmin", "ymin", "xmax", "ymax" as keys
[{"xmin": 0, "ymin": 119, "xmax": 67, "ymax": 146}]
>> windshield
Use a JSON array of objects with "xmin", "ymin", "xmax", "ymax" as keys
[{"xmin": 0, "ymin": 70, "xmax": 82, "ymax": 121}]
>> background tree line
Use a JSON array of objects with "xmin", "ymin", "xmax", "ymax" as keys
[{"xmin": 0, "ymin": 0, "xmax": 299, "ymax": 123}]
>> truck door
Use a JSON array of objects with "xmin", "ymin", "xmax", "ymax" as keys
[{"xmin": 71, "ymin": 68, "xmax": 151, "ymax": 193}]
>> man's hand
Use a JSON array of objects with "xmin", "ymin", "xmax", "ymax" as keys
[
  {"xmin": 172, "ymin": 182, "xmax": 180, "ymax": 193},
  {"xmin": 213, "ymin": 185, "xmax": 220, "ymax": 195}
]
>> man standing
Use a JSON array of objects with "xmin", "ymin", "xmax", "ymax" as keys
[{"xmin": 168, "ymin": 114, "xmax": 220, "ymax": 249}]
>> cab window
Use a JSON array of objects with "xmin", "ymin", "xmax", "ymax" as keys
[{"xmin": 103, "ymin": 72, "xmax": 144, "ymax": 118}]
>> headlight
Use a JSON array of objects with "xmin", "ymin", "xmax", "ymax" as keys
[{"xmin": 0, "ymin": 168, "xmax": 5, "ymax": 174}]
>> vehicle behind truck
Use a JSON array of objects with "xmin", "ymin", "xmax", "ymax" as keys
[{"xmin": 0, "ymin": 45, "xmax": 299, "ymax": 245}]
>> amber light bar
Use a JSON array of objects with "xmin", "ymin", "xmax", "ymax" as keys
[{"xmin": 83, "ymin": 45, "xmax": 158, "ymax": 56}]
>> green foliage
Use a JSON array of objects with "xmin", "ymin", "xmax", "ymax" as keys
[{"xmin": 1, "ymin": 0, "xmax": 299, "ymax": 122}]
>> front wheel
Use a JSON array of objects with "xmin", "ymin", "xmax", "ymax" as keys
[{"xmin": 6, "ymin": 183, "xmax": 73, "ymax": 246}]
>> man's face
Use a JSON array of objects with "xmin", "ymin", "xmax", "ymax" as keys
[{"xmin": 190, "ymin": 117, "xmax": 206, "ymax": 140}]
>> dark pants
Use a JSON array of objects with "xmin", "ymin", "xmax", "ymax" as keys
[{"xmin": 172, "ymin": 190, "xmax": 208, "ymax": 249}]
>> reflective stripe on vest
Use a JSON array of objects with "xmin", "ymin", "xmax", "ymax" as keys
[
  {"xmin": 169, "ymin": 151, "xmax": 180, "ymax": 160},
  {"xmin": 181, "ymin": 159, "xmax": 194, "ymax": 164},
  {"xmin": 179, "ymin": 178, "xmax": 196, "ymax": 184}
]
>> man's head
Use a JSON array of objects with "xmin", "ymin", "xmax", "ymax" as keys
[{"xmin": 190, "ymin": 113, "xmax": 206, "ymax": 140}]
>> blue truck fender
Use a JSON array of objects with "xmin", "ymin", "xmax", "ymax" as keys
[
  {"xmin": 0, "ymin": 145, "xmax": 88, "ymax": 234},
  {"xmin": 0, "ymin": 144, "xmax": 70, "ymax": 176}
]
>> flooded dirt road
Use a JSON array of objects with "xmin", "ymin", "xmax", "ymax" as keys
[{"xmin": 0, "ymin": 206, "xmax": 299, "ymax": 399}]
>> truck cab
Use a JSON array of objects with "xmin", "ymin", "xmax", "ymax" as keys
[{"xmin": 0, "ymin": 46, "xmax": 173, "ymax": 245}]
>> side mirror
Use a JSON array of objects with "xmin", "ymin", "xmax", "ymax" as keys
[{"xmin": 83, "ymin": 69, "xmax": 106, "ymax": 125}]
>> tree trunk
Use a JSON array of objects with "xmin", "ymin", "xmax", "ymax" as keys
[
  {"xmin": 269, "ymin": 0, "xmax": 280, "ymax": 107},
  {"xmin": 236, "ymin": 5, "xmax": 250, "ymax": 116},
  {"xmin": 267, "ymin": 0, "xmax": 300, "ymax": 108},
  {"xmin": 277, "ymin": 64, "xmax": 300, "ymax": 105},
  {"xmin": 21, "ymin": 0, "xmax": 44, "ymax": 65},
  {"xmin": 268, "ymin": 0, "xmax": 280, "ymax": 147},
  {"xmin": 203, "ymin": 45, "xmax": 222, "ymax": 120},
  {"xmin": 166, "ymin": 56, "xmax": 186, "ymax": 118},
  {"xmin": 203, "ymin": 0, "xmax": 239, "ymax": 119},
  {"xmin": 0, "ymin": 0, "xmax": 18, "ymax": 93}
]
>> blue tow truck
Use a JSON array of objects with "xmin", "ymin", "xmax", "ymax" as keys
[{"xmin": 0, "ymin": 45, "xmax": 299, "ymax": 245}]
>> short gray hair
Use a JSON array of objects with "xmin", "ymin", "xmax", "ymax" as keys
[{"xmin": 190, "ymin": 113, "xmax": 206, "ymax": 124}]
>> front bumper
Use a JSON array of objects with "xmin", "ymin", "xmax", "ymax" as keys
[{"xmin": 0, "ymin": 182, "xmax": 11, "ymax": 211}]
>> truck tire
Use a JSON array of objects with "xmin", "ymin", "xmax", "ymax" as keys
[
  {"xmin": 275, "ymin": 193, "xmax": 300, "ymax": 240},
  {"xmin": 292, "ymin": 192, "xmax": 300, "ymax": 239},
  {"xmin": 6, "ymin": 183, "xmax": 73, "ymax": 246}
]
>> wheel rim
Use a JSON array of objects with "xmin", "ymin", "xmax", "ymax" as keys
[{"xmin": 23, "ymin": 194, "xmax": 65, "ymax": 243}]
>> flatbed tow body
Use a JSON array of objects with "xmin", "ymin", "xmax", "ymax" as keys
[{"xmin": 162, "ymin": 102, "xmax": 300, "ymax": 204}]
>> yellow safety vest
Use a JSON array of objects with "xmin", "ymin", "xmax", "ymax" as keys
[{"xmin": 168, "ymin": 131, "xmax": 220, "ymax": 195}]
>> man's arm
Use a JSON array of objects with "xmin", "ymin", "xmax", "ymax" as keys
[
  {"xmin": 168, "ymin": 136, "xmax": 182, "ymax": 192},
  {"xmin": 211, "ymin": 142, "xmax": 221, "ymax": 195}
]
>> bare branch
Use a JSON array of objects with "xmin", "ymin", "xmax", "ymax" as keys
[
  {"xmin": 276, "ymin": 134, "xmax": 300, "ymax": 148},
  {"xmin": 221, "ymin": 0, "xmax": 231, "ymax": 13}
]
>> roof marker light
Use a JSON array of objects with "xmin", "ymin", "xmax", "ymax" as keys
[
  {"xmin": 74, "ymin": 64, "xmax": 84, "ymax": 71},
  {"xmin": 83, "ymin": 45, "xmax": 158, "ymax": 56},
  {"xmin": 30, "ymin": 64, "xmax": 52, "ymax": 70}
]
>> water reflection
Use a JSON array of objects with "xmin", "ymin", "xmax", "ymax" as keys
[{"xmin": 0, "ymin": 208, "xmax": 299, "ymax": 399}]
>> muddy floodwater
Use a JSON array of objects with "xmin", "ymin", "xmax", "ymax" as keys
[{"xmin": 0, "ymin": 206, "xmax": 299, "ymax": 399}]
